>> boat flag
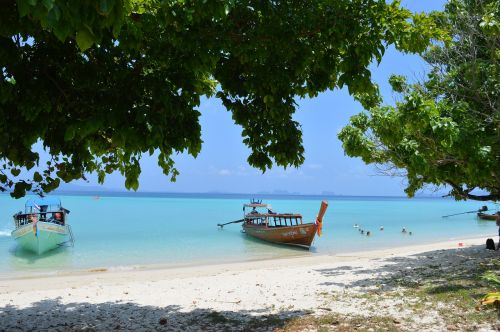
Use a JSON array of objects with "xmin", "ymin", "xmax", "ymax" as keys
[
  {"xmin": 31, "ymin": 214, "xmax": 38, "ymax": 237},
  {"xmin": 315, "ymin": 217, "xmax": 323, "ymax": 237},
  {"xmin": 31, "ymin": 202, "xmax": 40, "ymax": 237}
]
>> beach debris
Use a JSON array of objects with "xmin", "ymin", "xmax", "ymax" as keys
[
  {"xmin": 215, "ymin": 299, "xmax": 242, "ymax": 304},
  {"xmin": 159, "ymin": 317, "xmax": 168, "ymax": 325}
]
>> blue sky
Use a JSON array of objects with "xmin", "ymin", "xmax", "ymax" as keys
[{"xmin": 66, "ymin": 1, "xmax": 447, "ymax": 196}]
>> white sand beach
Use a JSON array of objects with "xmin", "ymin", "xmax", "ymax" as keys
[{"xmin": 1, "ymin": 237, "xmax": 499, "ymax": 331}]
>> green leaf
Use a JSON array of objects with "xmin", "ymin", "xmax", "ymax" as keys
[
  {"xmin": 53, "ymin": 23, "xmax": 70, "ymax": 41},
  {"xmin": 33, "ymin": 172, "xmax": 42, "ymax": 182},
  {"xmin": 64, "ymin": 127, "xmax": 75, "ymax": 141},
  {"xmin": 47, "ymin": 6, "xmax": 61, "ymax": 22},
  {"xmin": 99, "ymin": 0, "xmax": 115, "ymax": 15},
  {"xmin": 41, "ymin": 0, "xmax": 53, "ymax": 10},
  {"xmin": 75, "ymin": 29, "xmax": 94, "ymax": 51},
  {"xmin": 12, "ymin": 182, "xmax": 27, "ymax": 198},
  {"xmin": 16, "ymin": 0, "xmax": 30, "ymax": 17}
]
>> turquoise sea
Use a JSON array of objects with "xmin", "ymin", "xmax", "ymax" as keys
[{"xmin": 0, "ymin": 193, "xmax": 497, "ymax": 276}]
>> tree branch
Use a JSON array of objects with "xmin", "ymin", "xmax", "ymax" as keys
[{"xmin": 447, "ymin": 180, "xmax": 499, "ymax": 201}]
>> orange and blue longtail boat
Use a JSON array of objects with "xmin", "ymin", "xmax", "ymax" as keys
[{"xmin": 241, "ymin": 200, "xmax": 328, "ymax": 249}]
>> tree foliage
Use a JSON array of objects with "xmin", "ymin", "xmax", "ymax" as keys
[
  {"xmin": 339, "ymin": 0, "xmax": 499, "ymax": 201},
  {"xmin": 0, "ymin": 0, "xmax": 444, "ymax": 197}
]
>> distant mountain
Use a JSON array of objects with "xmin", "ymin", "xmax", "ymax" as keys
[{"xmin": 54, "ymin": 183, "xmax": 122, "ymax": 193}]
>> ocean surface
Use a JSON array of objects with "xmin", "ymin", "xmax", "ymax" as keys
[{"xmin": 0, "ymin": 193, "xmax": 498, "ymax": 276}]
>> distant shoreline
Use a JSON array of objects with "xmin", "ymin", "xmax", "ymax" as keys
[{"xmin": 0, "ymin": 190, "xmax": 451, "ymax": 200}]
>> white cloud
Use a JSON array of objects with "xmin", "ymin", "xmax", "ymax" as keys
[
  {"xmin": 218, "ymin": 169, "xmax": 231, "ymax": 176},
  {"xmin": 264, "ymin": 167, "xmax": 307, "ymax": 179},
  {"xmin": 236, "ymin": 165, "xmax": 248, "ymax": 176},
  {"xmin": 307, "ymin": 163, "xmax": 323, "ymax": 170}
]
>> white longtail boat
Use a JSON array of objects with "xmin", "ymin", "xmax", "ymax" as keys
[{"xmin": 11, "ymin": 197, "xmax": 73, "ymax": 255}]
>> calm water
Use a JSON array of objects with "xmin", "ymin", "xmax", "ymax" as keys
[{"xmin": 0, "ymin": 193, "xmax": 497, "ymax": 275}]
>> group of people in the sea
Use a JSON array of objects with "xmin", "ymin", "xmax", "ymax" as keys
[{"xmin": 353, "ymin": 224, "xmax": 412, "ymax": 236}]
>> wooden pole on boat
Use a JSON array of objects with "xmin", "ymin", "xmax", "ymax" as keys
[
  {"xmin": 318, "ymin": 201, "xmax": 328, "ymax": 221},
  {"xmin": 442, "ymin": 206, "xmax": 487, "ymax": 218},
  {"xmin": 315, "ymin": 201, "xmax": 328, "ymax": 236},
  {"xmin": 217, "ymin": 219, "xmax": 245, "ymax": 229}
]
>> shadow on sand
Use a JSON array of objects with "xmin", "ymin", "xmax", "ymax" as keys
[
  {"xmin": 0, "ymin": 299, "xmax": 308, "ymax": 332},
  {"xmin": 314, "ymin": 245, "xmax": 499, "ymax": 292}
]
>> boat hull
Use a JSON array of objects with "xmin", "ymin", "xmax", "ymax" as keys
[
  {"xmin": 242, "ymin": 223, "xmax": 317, "ymax": 248},
  {"xmin": 11, "ymin": 222, "xmax": 67, "ymax": 255},
  {"xmin": 477, "ymin": 213, "xmax": 498, "ymax": 221}
]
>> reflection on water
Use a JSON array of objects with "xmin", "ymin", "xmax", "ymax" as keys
[
  {"xmin": 476, "ymin": 218, "xmax": 497, "ymax": 228},
  {"xmin": 8, "ymin": 245, "xmax": 73, "ymax": 271},
  {"xmin": 241, "ymin": 232, "xmax": 312, "ymax": 256}
]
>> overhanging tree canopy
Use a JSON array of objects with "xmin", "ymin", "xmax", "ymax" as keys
[
  {"xmin": 0, "ymin": 0, "xmax": 443, "ymax": 197},
  {"xmin": 339, "ymin": 0, "xmax": 499, "ymax": 201}
]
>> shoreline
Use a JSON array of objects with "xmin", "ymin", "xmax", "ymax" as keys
[
  {"xmin": 0, "ymin": 236, "xmax": 489, "ymax": 289},
  {"xmin": 1, "ymin": 236, "xmax": 498, "ymax": 331}
]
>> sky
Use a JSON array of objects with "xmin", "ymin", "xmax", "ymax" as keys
[{"xmin": 64, "ymin": 1, "xmax": 448, "ymax": 196}]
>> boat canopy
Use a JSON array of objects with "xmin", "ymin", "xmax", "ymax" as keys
[
  {"xmin": 25, "ymin": 197, "xmax": 62, "ymax": 213},
  {"xmin": 244, "ymin": 203, "xmax": 271, "ymax": 208}
]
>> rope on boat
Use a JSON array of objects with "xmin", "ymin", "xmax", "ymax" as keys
[
  {"xmin": 217, "ymin": 219, "xmax": 244, "ymax": 229},
  {"xmin": 67, "ymin": 224, "xmax": 75, "ymax": 246},
  {"xmin": 58, "ymin": 224, "xmax": 75, "ymax": 247}
]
